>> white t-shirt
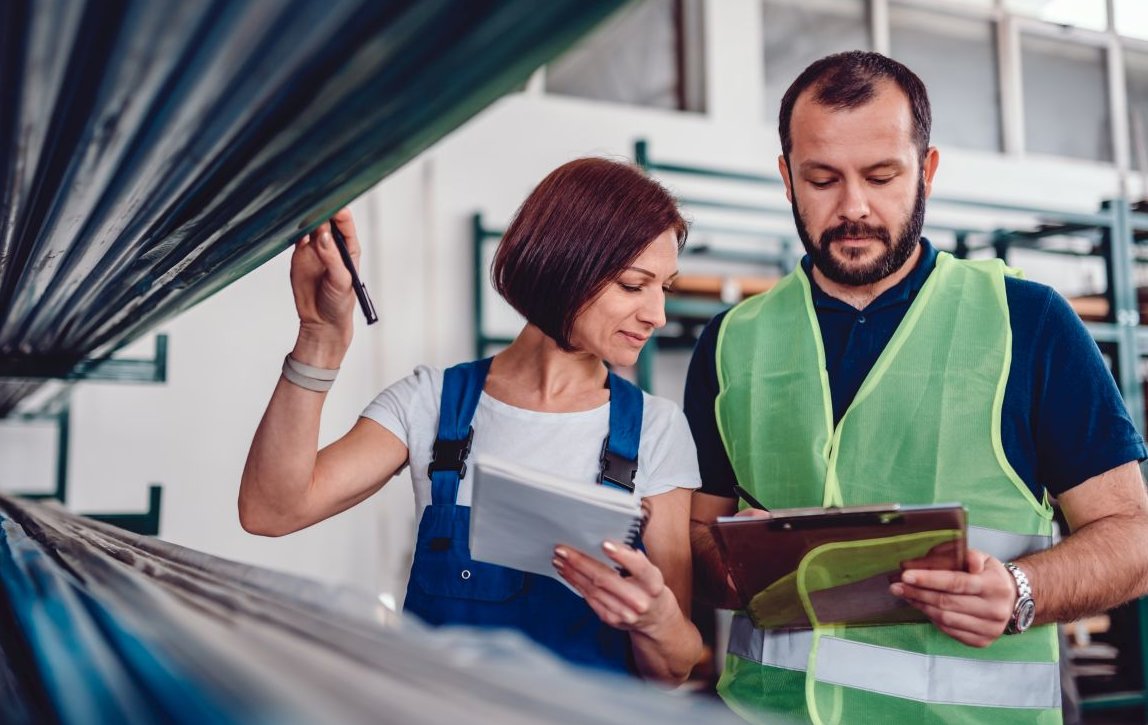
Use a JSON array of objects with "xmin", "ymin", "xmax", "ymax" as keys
[{"xmin": 362, "ymin": 365, "xmax": 702, "ymax": 518}]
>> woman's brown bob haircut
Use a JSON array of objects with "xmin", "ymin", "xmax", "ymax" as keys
[{"xmin": 492, "ymin": 158, "xmax": 687, "ymax": 351}]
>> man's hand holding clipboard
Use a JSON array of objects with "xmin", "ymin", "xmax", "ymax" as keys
[{"xmin": 710, "ymin": 502, "xmax": 968, "ymax": 630}]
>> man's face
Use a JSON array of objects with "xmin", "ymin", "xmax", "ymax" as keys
[{"xmin": 780, "ymin": 81, "xmax": 938, "ymax": 286}]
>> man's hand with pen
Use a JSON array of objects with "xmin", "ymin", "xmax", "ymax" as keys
[{"xmin": 733, "ymin": 484, "xmax": 771, "ymax": 520}]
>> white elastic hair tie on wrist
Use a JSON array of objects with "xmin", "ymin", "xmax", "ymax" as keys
[{"xmin": 282, "ymin": 354, "xmax": 339, "ymax": 392}]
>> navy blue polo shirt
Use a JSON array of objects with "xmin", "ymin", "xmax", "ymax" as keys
[{"xmin": 683, "ymin": 239, "xmax": 1147, "ymax": 501}]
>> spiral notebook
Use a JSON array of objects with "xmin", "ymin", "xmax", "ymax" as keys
[{"xmin": 469, "ymin": 455, "xmax": 643, "ymax": 582}]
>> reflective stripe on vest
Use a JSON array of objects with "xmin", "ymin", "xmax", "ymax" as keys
[
  {"xmin": 726, "ymin": 616, "xmax": 1060, "ymax": 709},
  {"xmin": 969, "ymin": 526, "xmax": 1051, "ymax": 562},
  {"xmin": 727, "ymin": 618, "xmax": 813, "ymax": 671}
]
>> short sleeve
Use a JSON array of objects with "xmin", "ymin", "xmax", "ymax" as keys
[
  {"xmin": 1024, "ymin": 288, "xmax": 1147, "ymax": 494},
  {"xmin": 635, "ymin": 395, "xmax": 702, "ymax": 499},
  {"xmin": 360, "ymin": 365, "xmax": 441, "ymax": 452}
]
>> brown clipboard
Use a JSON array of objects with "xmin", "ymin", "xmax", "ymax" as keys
[{"xmin": 710, "ymin": 503, "xmax": 968, "ymax": 630}]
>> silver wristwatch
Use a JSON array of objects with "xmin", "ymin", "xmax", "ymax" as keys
[{"xmin": 1004, "ymin": 562, "xmax": 1036, "ymax": 635}]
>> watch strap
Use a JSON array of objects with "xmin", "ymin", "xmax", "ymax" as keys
[{"xmin": 1004, "ymin": 562, "xmax": 1034, "ymax": 634}]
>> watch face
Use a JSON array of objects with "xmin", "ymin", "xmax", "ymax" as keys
[{"xmin": 1016, "ymin": 598, "xmax": 1036, "ymax": 631}]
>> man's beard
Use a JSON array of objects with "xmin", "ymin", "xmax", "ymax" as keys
[{"xmin": 791, "ymin": 175, "xmax": 926, "ymax": 286}]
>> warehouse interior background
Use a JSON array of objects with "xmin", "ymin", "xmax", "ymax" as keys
[{"xmin": 2, "ymin": 0, "xmax": 1148, "ymax": 719}]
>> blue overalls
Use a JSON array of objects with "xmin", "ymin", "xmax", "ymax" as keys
[{"xmin": 403, "ymin": 358, "xmax": 644, "ymax": 674}]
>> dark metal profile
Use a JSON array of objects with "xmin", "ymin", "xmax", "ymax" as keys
[{"xmin": 0, "ymin": 0, "xmax": 627, "ymax": 415}]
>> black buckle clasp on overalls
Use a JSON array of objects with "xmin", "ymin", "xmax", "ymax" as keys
[
  {"xmin": 428, "ymin": 426, "xmax": 475, "ymax": 480},
  {"xmin": 598, "ymin": 438, "xmax": 637, "ymax": 493}
]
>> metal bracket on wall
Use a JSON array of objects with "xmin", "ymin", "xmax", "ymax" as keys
[
  {"xmin": 65, "ymin": 334, "xmax": 169, "ymax": 384},
  {"xmin": 0, "ymin": 334, "xmax": 170, "ymax": 383},
  {"xmin": 5, "ymin": 335, "xmax": 169, "ymax": 536},
  {"xmin": 472, "ymin": 214, "xmax": 514, "ymax": 361},
  {"xmin": 15, "ymin": 407, "xmax": 163, "ymax": 537}
]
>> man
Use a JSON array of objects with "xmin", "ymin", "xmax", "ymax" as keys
[{"xmin": 686, "ymin": 50, "xmax": 1148, "ymax": 723}]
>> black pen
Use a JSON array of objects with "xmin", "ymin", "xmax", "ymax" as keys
[
  {"xmin": 328, "ymin": 220, "xmax": 378, "ymax": 325},
  {"xmin": 733, "ymin": 484, "xmax": 770, "ymax": 512}
]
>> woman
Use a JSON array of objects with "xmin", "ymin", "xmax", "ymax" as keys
[{"xmin": 239, "ymin": 158, "xmax": 702, "ymax": 684}]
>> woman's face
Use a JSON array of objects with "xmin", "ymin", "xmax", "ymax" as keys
[{"xmin": 568, "ymin": 228, "xmax": 679, "ymax": 367}]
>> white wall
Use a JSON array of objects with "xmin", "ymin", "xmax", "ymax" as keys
[{"xmin": 0, "ymin": 0, "xmax": 1132, "ymax": 599}]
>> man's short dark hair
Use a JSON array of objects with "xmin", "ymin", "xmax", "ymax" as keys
[
  {"xmin": 779, "ymin": 51, "xmax": 932, "ymax": 162},
  {"xmin": 492, "ymin": 158, "xmax": 687, "ymax": 351}
]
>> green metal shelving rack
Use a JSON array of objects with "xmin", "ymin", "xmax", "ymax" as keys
[{"xmin": 4, "ymin": 335, "xmax": 170, "ymax": 535}]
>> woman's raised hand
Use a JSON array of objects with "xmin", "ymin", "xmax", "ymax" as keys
[{"xmin": 290, "ymin": 209, "xmax": 359, "ymax": 362}]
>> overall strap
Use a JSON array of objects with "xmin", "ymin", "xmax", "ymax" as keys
[
  {"xmin": 599, "ymin": 372, "xmax": 644, "ymax": 492},
  {"xmin": 428, "ymin": 358, "xmax": 492, "ymax": 505}
]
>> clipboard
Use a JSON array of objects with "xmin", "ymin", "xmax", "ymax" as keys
[{"xmin": 711, "ymin": 502, "xmax": 967, "ymax": 629}]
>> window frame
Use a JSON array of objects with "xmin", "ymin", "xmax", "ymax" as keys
[
  {"xmin": 540, "ymin": 0, "xmax": 707, "ymax": 113},
  {"xmin": 852, "ymin": 0, "xmax": 1139, "ymax": 169}
]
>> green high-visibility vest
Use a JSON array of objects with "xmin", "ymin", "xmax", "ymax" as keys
[{"xmin": 714, "ymin": 252, "xmax": 1061, "ymax": 724}]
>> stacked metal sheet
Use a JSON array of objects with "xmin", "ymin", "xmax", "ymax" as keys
[
  {"xmin": 0, "ymin": 0, "xmax": 625, "ymax": 413},
  {"xmin": 0, "ymin": 494, "xmax": 741, "ymax": 724}
]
